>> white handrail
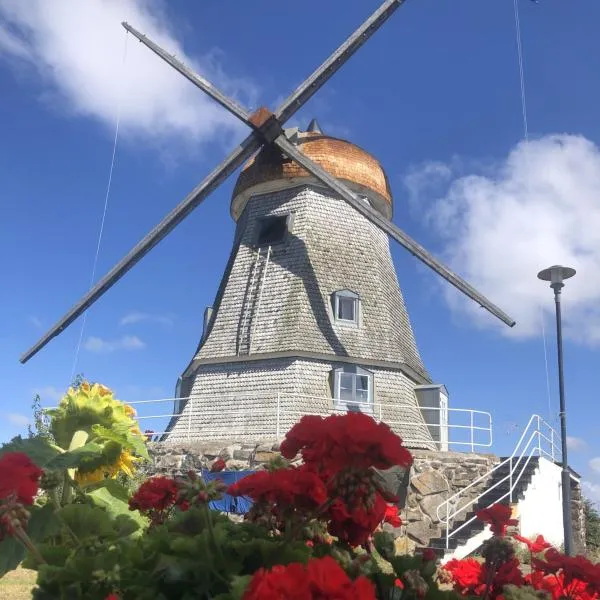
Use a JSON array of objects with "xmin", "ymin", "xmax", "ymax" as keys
[
  {"xmin": 46, "ymin": 394, "xmax": 493, "ymax": 450},
  {"xmin": 436, "ymin": 414, "xmax": 561, "ymax": 549}
]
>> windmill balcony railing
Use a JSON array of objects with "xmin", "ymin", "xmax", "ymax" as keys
[{"xmin": 70, "ymin": 393, "xmax": 493, "ymax": 452}]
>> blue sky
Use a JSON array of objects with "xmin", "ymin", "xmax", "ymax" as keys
[{"xmin": 1, "ymin": 0, "xmax": 600, "ymax": 500}]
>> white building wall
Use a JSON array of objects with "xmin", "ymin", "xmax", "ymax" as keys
[{"xmin": 517, "ymin": 457, "xmax": 564, "ymax": 547}]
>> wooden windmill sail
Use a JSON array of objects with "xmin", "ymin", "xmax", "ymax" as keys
[{"xmin": 20, "ymin": 0, "xmax": 514, "ymax": 366}]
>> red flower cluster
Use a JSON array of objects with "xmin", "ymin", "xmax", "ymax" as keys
[
  {"xmin": 242, "ymin": 556, "xmax": 376, "ymax": 600},
  {"xmin": 513, "ymin": 533, "xmax": 551, "ymax": 554},
  {"xmin": 444, "ymin": 556, "xmax": 524, "ymax": 599},
  {"xmin": 211, "ymin": 458, "xmax": 226, "ymax": 472},
  {"xmin": 129, "ymin": 476, "xmax": 178, "ymax": 513},
  {"xmin": 383, "ymin": 504, "xmax": 402, "ymax": 528},
  {"xmin": 444, "ymin": 557, "xmax": 486, "ymax": 596},
  {"xmin": 0, "ymin": 452, "xmax": 43, "ymax": 505},
  {"xmin": 530, "ymin": 548, "xmax": 600, "ymax": 599},
  {"xmin": 328, "ymin": 495, "xmax": 387, "ymax": 547},
  {"xmin": 228, "ymin": 466, "xmax": 327, "ymax": 512},
  {"xmin": 476, "ymin": 503, "xmax": 518, "ymax": 536},
  {"xmin": 280, "ymin": 413, "xmax": 413, "ymax": 476}
]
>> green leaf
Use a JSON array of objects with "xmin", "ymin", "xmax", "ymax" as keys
[
  {"xmin": 87, "ymin": 481, "xmax": 148, "ymax": 531},
  {"xmin": 91, "ymin": 423, "xmax": 149, "ymax": 459},
  {"xmin": 57, "ymin": 504, "xmax": 114, "ymax": 540},
  {"xmin": 0, "ymin": 435, "xmax": 60, "ymax": 467},
  {"xmin": 0, "ymin": 535, "xmax": 25, "ymax": 578},
  {"xmin": 374, "ymin": 531, "xmax": 395, "ymax": 562},
  {"xmin": 0, "ymin": 503, "xmax": 60, "ymax": 577},
  {"xmin": 45, "ymin": 442, "xmax": 104, "ymax": 470}
]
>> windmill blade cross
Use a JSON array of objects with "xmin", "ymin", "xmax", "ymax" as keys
[
  {"xmin": 273, "ymin": 134, "xmax": 516, "ymax": 328},
  {"xmin": 21, "ymin": 0, "xmax": 409, "ymax": 364},
  {"xmin": 20, "ymin": 0, "xmax": 515, "ymax": 365}
]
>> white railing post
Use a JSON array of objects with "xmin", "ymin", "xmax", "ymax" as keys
[
  {"xmin": 276, "ymin": 393, "xmax": 281, "ymax": 438},
  {"xmin": 470, "ymin": 411, "xmax": 474, "ymax": 453},
  {"xmin": 378, "ymin": 404, "xmax": 383, "ymax": 423},
  {"xmin": 187, "ymin": 396, "xmax": 194, "ymax": 441},
  {"xmin": 509, "ymin": 457, "xmax": 514, "ymax": 502},
  {"xmin": 446, "ymin": 502, "xmax": 450, "ymax": 549}
]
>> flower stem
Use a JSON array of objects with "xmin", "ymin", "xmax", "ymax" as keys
[
  {"xmin": 13, "ymin": 524, "xmax": 46, "ymax": 566},
  {"xmin": 49, "ymin": 491, "xmax": 81, "ymax": 546}
]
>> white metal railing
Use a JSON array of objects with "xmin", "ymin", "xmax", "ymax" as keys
[
  {"xmin": 436, "ymin": 414, "xmax": 561, "ymax": 549},
  {"xmin": 106, "ymin": 393, "xmax": 492, "ymax": 451}
]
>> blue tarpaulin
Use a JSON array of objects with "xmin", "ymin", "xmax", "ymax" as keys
[{"xmin": 202, "ymin": 470, "xmax": 254, "ymax": 514}]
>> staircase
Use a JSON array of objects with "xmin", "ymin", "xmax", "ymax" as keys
[
  {"xmin": 426, "ymin": 456, "xmax": 540, "ymax": 556},
  {"xmin": 423, "ymin": 414, "xmax": 561, "ymax": 560}
]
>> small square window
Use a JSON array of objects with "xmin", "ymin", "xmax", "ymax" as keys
[
  {"xmin": 332, "ymin": 290, "xmax": 359, "ymax": 325},
  {"xmin": 337, "ymin": 296, "xmax": 356, "ymax": 321},
  {"xmin": 257, "ymin": 215, "xmax": 288, "ymax": 246}
]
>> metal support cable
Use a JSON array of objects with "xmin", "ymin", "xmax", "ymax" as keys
[{"xmin": 70, "ymin": 31, "xmax": 129, "ymax": 381}]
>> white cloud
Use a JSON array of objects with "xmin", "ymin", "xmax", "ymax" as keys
[
  {"xmin": 583, "ymin": 481, "xmax": 600, "ymax": 505},
  {"xmin": 119, "ymin": 311, "xmax": 174, "ymax": 327},
  {"xmin": 405, "ymin": 135, "xmax": 600, "ymax": 344},
  {"xmin": 567, "ymin": 436, "xmax": 588, "ymax": 451},
  {"xmin": 0, "ymin": 0, "xmax": 257, "ymax": 144},
  {"xmin": 32, "ymin": 385, "xmax": 63, "ymax": 401},
  {"xmin": 83, "ymin": 334, "xmax": 146, "ymax": 353},
  {"xmin": 5, "ymin": 413, "xmax": 31, "ymax": 427},
  {"xmin": 589, "ymin": 457, "xmax": 600, "ymax": 475}
]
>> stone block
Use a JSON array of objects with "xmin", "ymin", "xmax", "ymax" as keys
[
  {"xmin": 253, "ymin": 450, "xmax": 280, "ymax": 463},
  {"xmin": 404, "ymin": 509, "xmax": 423, "ymax": 522},
  {"xmin": 419, "ymin": 492, "xmax": 448, "ymax": 523},
  {"xmin": 406, "ymin": 521, "xmax": 435, "ymax": 546},
  {"xmin": 233, "ymin": 448, "xmax": 254, "ymax": 461},
  {"xmin": 411, "ymin": 470, "xmax": 448, "ymax": 496},
  {"xmin": 395, "ymin": 536, "xmax": 417, "ymax": 555}
]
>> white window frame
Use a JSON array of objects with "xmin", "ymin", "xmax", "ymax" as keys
[
  {"xmin": 332, "ymin": 290, "xmax": 360, "ymax": 326},
  {"xmin": 332, "ymin": 365, "xmax": 373, "ymax": 413}
]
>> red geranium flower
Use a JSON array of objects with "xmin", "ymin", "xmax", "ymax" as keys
[
  {"xmin": 242, "ymin": 556, "xmax": 376, "ymax": 600},
  {"xmin": 513, "ymin": 534, "xmax": 552, "ymax": 554},
  {"xmin": 328, "ymin": 493, "xmax": 387, "ymax": 547},
  {"xmin": 443, "ymin": 558, "xmax": 486, "ymax": 596},
  {"xmin": 532, "ymin": 548, "xmax": 600, "ymax": 595},
  {"xmin": 228, "ymin": 466, "xmax": 327, "ymax": 512},
  {"xmin": 0, "ymin": 452, "xmax": 43, "ymax": 505},
  {"xmin": 476, "ymin": 503, "xmax": 518, "ymax": 536},
  {"xmin": 129, "ymin": 476, "xmax": 178, "ymax": 513},
  {"xmin": 211, "ymin": 458, "xmax": 226, "ymax": 472},
  {"xmin": 280, "ymin": 413, "xmax": 412, "ymax": 476},
  {"xmin": 383, "ymin": 504, "xmax": 402, "ymax": 528}
]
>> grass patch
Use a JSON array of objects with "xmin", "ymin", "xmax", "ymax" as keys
[{"xmin": 0, "ymin": 567, "xmax": 36, "ymax": 600}]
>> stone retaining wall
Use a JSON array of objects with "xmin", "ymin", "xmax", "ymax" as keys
[{"xmin": 146, "ymin": 442, "xmax": 500, "ymax": 549}]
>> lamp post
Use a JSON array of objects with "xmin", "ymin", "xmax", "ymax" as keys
[{"xmin": 537, "ymin": 265, "xmax": 576, "ymax": 556}]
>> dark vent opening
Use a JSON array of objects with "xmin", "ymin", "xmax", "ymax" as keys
[{"xmin": 257, "ymin": 216, "xmax": 288, "ymax": 246}]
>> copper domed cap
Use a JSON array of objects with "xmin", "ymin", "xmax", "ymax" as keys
[{"xmin": 230, "ymin": 122, "xmax": 393, "ymax": 220}]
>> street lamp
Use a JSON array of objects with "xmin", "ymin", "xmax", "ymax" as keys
[{"xmin": 537, "ymin": 265, "xmax": 576, "ymax": 556}]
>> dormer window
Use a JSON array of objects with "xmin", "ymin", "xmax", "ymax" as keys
[{"xmin": 332, "ymin": 290, "xmax": 359, "ymax": 325}]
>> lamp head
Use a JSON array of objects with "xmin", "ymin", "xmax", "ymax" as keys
[{"xmin": 537, "ymin": 265, "xmax": 576, "ymax": 289}]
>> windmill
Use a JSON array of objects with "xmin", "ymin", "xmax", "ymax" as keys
[{"xmin": 20, "ymin": 0, "xmax": 515, "ymax": 446}]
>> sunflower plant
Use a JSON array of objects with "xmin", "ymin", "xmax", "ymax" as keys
[{"xmin": 0, "ymin": 381, "xmax": 149, "ymax": 576}]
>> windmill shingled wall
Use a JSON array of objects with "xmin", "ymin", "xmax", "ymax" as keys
[
  {"xmin": 167, "ymin": 358, "xmax": 435, "ymax": 449},
  {"xmin": 192, "ymin": 185, "xmax": 428, "ymax": 379}
]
